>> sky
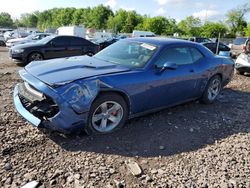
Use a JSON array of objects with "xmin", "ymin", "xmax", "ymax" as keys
[{"xmin": 1, "ymin": 0, "xmax": 249, "ymax": 22}]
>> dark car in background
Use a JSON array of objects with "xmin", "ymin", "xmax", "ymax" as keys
[
  {"xmin": 189, "ymin": 37, "xmax": 212, "ymax": 43},
  {"xmin": 95, "ymin": 38, "xmax": 118, "ymax": 50},
  {"xmin": 202, "ymin": 42, "xmax": 230, "ymax": 55},
  {"xmin": 230, "ymin": 37, "xmax": 248, "ymax": 58},
  {"xmin": 10, "ymin": 35, "xmax": 99, "ymax": 64}
]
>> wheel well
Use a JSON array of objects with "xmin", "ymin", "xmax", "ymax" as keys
[
  {"xmin": 215, "ymin": 73, "xmax": 223, "ymax": 80},
  {"xmin": 96, "ymin": 91, "xmax": 131, "ymax": 113}
]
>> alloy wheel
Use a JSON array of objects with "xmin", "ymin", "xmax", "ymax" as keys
[
  {"xmin": 30, "ymin": 53, "xmax": 43, "ymax": 61},
  {"xmin": 92, "ymin": 101, "xmax": 123, "ymax": 133},
  {"xmin": 207, "ymin": 78, "xmax": 221, "ymax": 101}
]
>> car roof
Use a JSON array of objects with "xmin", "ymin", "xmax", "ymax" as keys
[
  {"xmin": 54, "ymin": 35, "xmax": 85, "ymax": 39},
  {"xmin": 127, "ymin": 37, "xmax": 196, "ymax": 46}
]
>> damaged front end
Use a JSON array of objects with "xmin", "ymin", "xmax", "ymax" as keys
[
  {"xmin": 13, "ymin": 70, "xmax": 100, "ymax": 133},
  {"xmin": 18, "ymin": 82, "xmax": 59, "ymax": 120}
]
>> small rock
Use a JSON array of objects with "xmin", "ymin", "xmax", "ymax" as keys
[
  {"xmin": 150, "ymin": 169, "xmax": 157, "ymax": 174},
  {"xmin": 89, "ymin": 173, "xmax": 96, "ymax": 178},
  {"xmin": 145, "ymin": 175, "xmax": 152, "ymax": 182},
  {"xmin": 159, "ymin": 146, "xmax": 165, "ymax": 150},
  {"xmin": 21, "ymin": 181, "xmax": 39, "ymax": 188},
  {"xmin": 126, "ymin": 161, "xmax": 142, "ymax": 176},
  {"xmin": 52, "ymin": 169, "xmax": 63, "ymax": 179},
  {"xmin": 220, "ymin": 182, "xmax": 228, "ymax": 188},
  {"xmin": 114, "ymin": 179, "xmax": 125, "ymax": 188},
  {"xmin": 4, "ymin": 163, "xmax": 12, "ymax": 170},
  {"xmin": 74, "ymin": 173, "xmax": 81, "ymax": 180},
  {"xmin": 50, "ymin": 179, "xmax": 56, "ymax": 185},
  {"xmin": 109, "ymin": 168, "xmax": 115, "ymax": 174},
  {"xmin": 157, "ymin": 169, "xmax": 165, "ymax": 175},
  {"xmin": 4, "ymin": 71, "xmax": 11, "ymax": 75},
  {"xmin": 24, "ymin": 172, "xmax": 33, "ymax": 180},
  {"xmin": 66, "ymin": 175, "xmax": 74, "ymax": 184},
  {"xmin": 5, "ymin": 177, "xmax": 12, "ymax": 184}
]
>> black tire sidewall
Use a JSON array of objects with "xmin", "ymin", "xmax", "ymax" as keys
[
  {"xmin": 200, "ymin": 75, "xmax": 222, "ymax": 104},
  {"xmin": 28, "ymin": 52, "xmax": 43, "ymax": 63},
  {"xmin": 85, "ymin": 93, "xmax": 128, "ymax": 135}
]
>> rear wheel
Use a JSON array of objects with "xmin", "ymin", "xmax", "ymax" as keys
[
  {"xmin": 200, "ymin": 75, "xmax": 222, "ymax": 104},
  {"xmin": 85, "ymin": 93, "xmax": 128, "ymax": 135},
  {"xmin": 28, "ymin": 52, "xmax": 43, "ymax": 62}
]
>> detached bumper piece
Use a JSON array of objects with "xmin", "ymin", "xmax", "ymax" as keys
[{"xmin": 13, "ymin": 83, "xmax": 59, "ymax": 127}]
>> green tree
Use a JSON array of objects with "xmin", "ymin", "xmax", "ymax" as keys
[
  {"xmin": 89, "ymin": 5, "xmax": 113, "ymax": 29},
  {"xmin": 245, "ymin": 24, "xmax": 250, "ymax": 36},
  {"xmin": 72, "ymin": 8, "xmax": 91, "ymax": 26},
  {"xmin": 107, "ymin": 9, "xmax": 128, "ymax": 32},
  {"xmin": 145, "ymin": 16, "xmax": 169, "ymax": 35},
  {"xmin": 122, "ymin": 11, "xmax": 142, "ymax": 33},
  {"xmin": 19, "ymin": 13, "xmax": 38, "ymax": 27},
  {"xmin": 226, "ymin": 3, "xmax": 250, "ymax": 36},
  {"xmin": 201, "ymin": 22, "xmax": 228, "ymax": 38},
  {"xmin": 178, "ymin": 16, "xmax": 201, "ymax": 36},
  {"xmin": 37, "ymin": 10, "xmax": 53, "ymax": 30},
  {"xmin": 0, "ymin": 12, "xmax": 14, "ymax": 27}
]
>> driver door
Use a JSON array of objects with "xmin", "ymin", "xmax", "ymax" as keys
[{"xmin": 144, "ymin": 46, "xmax": 204, "ymax": 110}]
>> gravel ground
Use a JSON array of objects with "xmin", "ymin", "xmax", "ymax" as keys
[{"xmin": 0, "ymin": 47, "xmax": 250, "ymax": 188}]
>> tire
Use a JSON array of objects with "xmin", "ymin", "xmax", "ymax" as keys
[
  {"xmin": 200, "ymin": 75, "xmax": 222, "ymax": 104},
  {"xmin": 85, "ymin": 93, "xmax": 128, "ymax": 135},
  {"xmin": 28, "ymin": 52, "xmax": 43, "ymax": 63},
  {"xmin": 0, "ymin": 41, "xmax": 5, "ymax": 46},
  {"xmin": 235, "ymin": 69, "xmax": 244, "ymax": 75},
  {"xmin": 86, "ymin": 52, "xmax": 94, "ymax": 56}
]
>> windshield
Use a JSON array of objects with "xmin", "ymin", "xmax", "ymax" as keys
[
  {"xmin": 94, "ymin": 40, "xmax": 158, "ymax": 68},
  {"xmin": 37, "ymin": 35, "xmax": 55, "ymax": 44}
]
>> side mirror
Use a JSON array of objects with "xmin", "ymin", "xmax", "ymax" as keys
[{"xmin": 160, "ymin": 62, "xmax": 178, "ymax": 72}]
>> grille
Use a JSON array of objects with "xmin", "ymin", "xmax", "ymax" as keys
[{"xmin": 18, "ymin": 83, "xmax": 59, "ymax": 118}]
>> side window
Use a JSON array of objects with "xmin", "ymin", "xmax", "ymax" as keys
[
  {"xmin": 189, "ymin": 47, "xmax": 204, "ymax": 62},
  {"xmin": 155, "ymin": 47, "xmax": 193, "ymax": 67},
  {"xmin": 70, "ymin": 37, "xmax": 92, "ymax": 46},
  {"xmin": 40, "ymin": 34, "xmax": 48, "ymax": 39},
  {"xmin": 52, "ymin": 37, "xmax": 69, "ymax": 46},
  {"xmin": 219, "ymin": 44, "xmax": 228, "ymax": 50}
]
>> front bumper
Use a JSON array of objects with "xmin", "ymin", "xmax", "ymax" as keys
[
  {"xmin": 9, "ymin": 50, "xmax": 26, "ymax": 62},
  {"xmin": 13, "ymin": 85, "xmax": 41, "ymax": 126},
  {"xmin": 235, "ymin": 56, "xmax": 250, "ymax": 73},
  {"xmin": 13, "ymin": 74, "xmax": 89, "ymax": 133}
]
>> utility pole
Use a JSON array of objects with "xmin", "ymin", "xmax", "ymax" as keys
[{"xmin": 216, "ymin": 32, "xmax": 221, "ymax": 55}]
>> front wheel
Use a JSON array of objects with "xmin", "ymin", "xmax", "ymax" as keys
[
  {"xmin": 85, "ymin": 93, "xmax": 128, "ymax": 135},
  {"xmin": 200, "ymin": 75, "xmax": 222, "ymax": 104},
  {"xmin": 28, "ymin": 52, "xmax": 43, "ymax": 63}
]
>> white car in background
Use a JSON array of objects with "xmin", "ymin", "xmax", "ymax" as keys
[{"xmin": 6, "ymin": 33, "xmax": 51, "ymax": 48}]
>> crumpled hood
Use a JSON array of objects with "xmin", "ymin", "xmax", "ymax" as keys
[{"xmin": 25, "ymin": 56, "xmax": 130, "ymax": 86}]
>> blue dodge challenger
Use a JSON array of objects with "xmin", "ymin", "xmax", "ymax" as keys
[{"xmin": 13, "ymin": 38, "xmax": 234, "ymax": 134}]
